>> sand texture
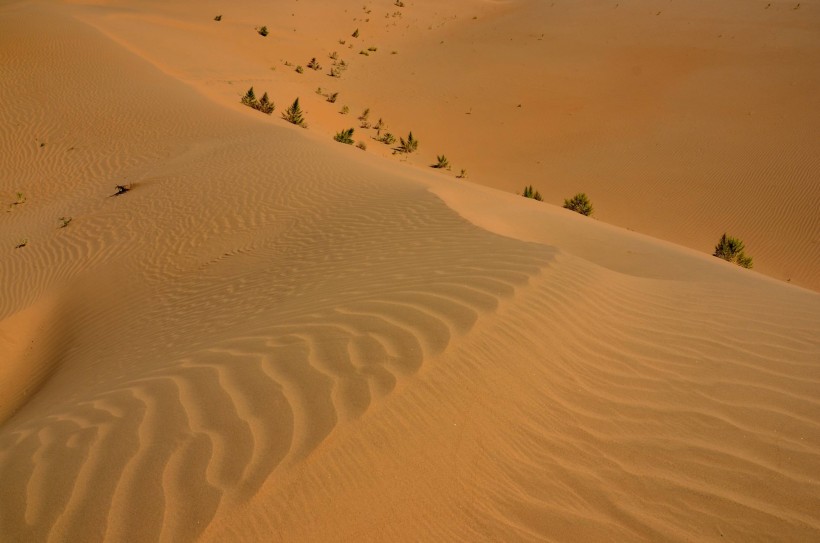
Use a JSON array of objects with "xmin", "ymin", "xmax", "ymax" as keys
[{"xmin": 1, "ymin": 0, "xmax": 819, "ymax": 541}]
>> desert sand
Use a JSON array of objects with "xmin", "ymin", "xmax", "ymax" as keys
[{"xmin": 1, "ymin": 0, "xmax": 819, "ymax": 541}]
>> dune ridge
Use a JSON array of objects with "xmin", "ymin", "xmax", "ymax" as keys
[{"xmin": 1, "ymin": 0, "xmax": 819, "ymax": 542}]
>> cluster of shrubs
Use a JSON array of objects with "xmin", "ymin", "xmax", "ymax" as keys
[{"xmin": 241, "ymin": 87, "xmax": 275, "ymax": 115}]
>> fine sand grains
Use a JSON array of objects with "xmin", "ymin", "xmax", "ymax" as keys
[{"xmin": 0, "ymin": 1, "xmax": 819, "ymax": 542}]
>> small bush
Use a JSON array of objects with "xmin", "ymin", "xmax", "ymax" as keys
[
  {"xmin": 307, "ymin": 57, "xmax": 322, "ymax": 70},
  {"xmin": 15, "ymin": 239, "xmax": 27, "ymax": 249},
  {"xmin": 282, "ymin": 98, "xmax": 307, "ymax": 127},
  {"xmin": 113, "ymin": 184, "xmax": 131, "ymax": 196},
  {"xmin": 295, "ymin": 65, "xmax": 304, "ymax": 74},
  {"xmin": 340, "ymin": 105, "xmax": 350, "ymax": 114},
  {"xmin": 359, "ymin": 50, "xmax": 369, "ymax": 56},
  {"xmin": 713, "ymin": 233, "xmax": 753, "ymax": 268},
  {"xmin": 378, "ymin": 132, "xmax": 396, "ymax": 145},
  {"xmin": 241, "ymin": 86, "xmax": 258, "ymax": 107},
  {"xmin": 398, "ymin": 132, "xmax": 418, "ymax": 153},
  {"xmin": 358, "ymin": 108, "xmax": 370, "ymax": 122},
  {"xmin": 58, "ymin": 216, "xmax": 72, "ymax": 228},
  {"xmin": 258, "ymin": 26, "xmax": 269, "ymax": 37},
  {"xmin": 335, "ymin": 128, "xmax": 355, "ymax": 144},
  {"xmin": 214, "ymin": 15, "xmax": 222, "ymax": 21},
  {"xmin": 327, "ymin": 92, "xmax": 339, "ymax": 103},
  {"xmin": 329, "ymin": 51, "xmax": 339, "ymax": 60},
  {"xmin": 395, "ymin": 0, "xmax": 405, "ymax": 6},
  {"xmin": 522, "ymin": 185, "xmax": 543, "ymax": 201},
  {"xmin": 457, "ymin": 169, "xmax": 467, "ymax": 179},
  {"xmin": 368, "ymin": 46, "xmax": 378, "ymax": 52},
  {"xmin": 563, "ymin": 193, "xmax": 592, "ymax": 215},
  {"xmin": 258, "ymin": 92, "xmax": 275, "ymax": 114},
  {"xmin": 433, "ymin": 155, "xmax": 450, "ymax": 169},
  {"xmin": 356, "ymin": 141, "xmax": 367, "ymax": 151},
  {"xmin": 352, "ymin": 28, "xmax": 359, "ymax": 38}
]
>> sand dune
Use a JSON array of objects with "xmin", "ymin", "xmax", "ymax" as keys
[{"xmin": 1, "ymin": 0, "xmax": 819, "ymax": 542}]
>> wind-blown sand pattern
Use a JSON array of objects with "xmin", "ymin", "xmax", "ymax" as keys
[{"xmin": 1, "ymin": 0, "xmax": 819, "ymax": 542}]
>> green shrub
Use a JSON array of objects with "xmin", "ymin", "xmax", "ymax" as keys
[
  {"xmin": 335, "ymin": 128, "xmax": 355, "ymax": 144},
  {"xmin": 258, "ymin": 92, "xmax": 275, "ymax": 114},
  {"xmin": 398, "ymin": 132, "xmax": 418, "ymax": 153},
  {"xmin": 282, "ymin": 98, "xmax": 307, "ymax": 127},
  {"xmin": 307, "ymin": 57, "xmax": 322, "ymax": 70},
  {"xmin": 563, "ymin": 193, "xmax": 592, "ymax": 215},
  {"xmin": 241, "ymin": 86, "xmax": 258, "ymax": 107},
  {"xmin": 378, "ymin": 132, "xmax": 396, "ymax": 145},
  {"xmin": 713, "ymin": 233, "xmax": 753, "ymax": 268},
  {"xmin": 522, "ymin": 185, "xmax": 542, "ymax": 201},
  {"xmin": 295, "ymin": 65, "xmax": 304, "ymax": 74},
  {"xmin": 432, "ymin": 155, "xmax": 449, "ymax": 169}
]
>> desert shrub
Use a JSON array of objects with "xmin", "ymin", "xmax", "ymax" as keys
[
  {"xmin": 713, "ymin": 233, "xmax": 753, "ymax": 268},
  {"xmin": 258, "ymin": 26, "xmax": 269, "ymax": 37},
  {"xmin": 352, "ymin": 28, "xmax": 359, "ymax": 38},
  {"xmin": 113, "ymin": 184, "xmax": 131, "ymax": 196},
  {"xmin": 327, "ymin": 92, "xmax": 339, "ymax": 103},
  {"xmin": 241, "ymin": 86, "xmax": 258, "ymax": 107},
  {"xmin": 258, "ymin": 92, "xmax": 275, "ymax": 114},
  {"xmin": 433, "ymin": 155, "xmax": 449, "ymax": 169},
  {"xmin": 282, "ymin": 98, "xmax": 307, "ymax": 127},
  {"xmin": 329, "ymin": 66, "xmax": 341, "ymax": 78},
  {"xmin": 374, "ymin": 118, "xmax": 385, "ymax": 133},
  {"xmin": 15, "ymin": 239, "xmax": 27, "ymax": 249},
  {"xmin": 356, "ymin": 141, "xmax": 367, "ymax": 150},
  {"xmin": 329, "ymin": 51, "xmax": 339, "ymax": 60},
  {"xmin": 58, "ymin": 216, "xmax": 72, "ymax": 228},
  {"xmin": 340, "ymin": 105, "xmax": 350, "ymax": 114},
  {"xmin": 335, "ymin": 128, "xmax": 355, "ymax": 144},
  {"xmin": 307, "ymin": 57, "xmax": 322, "ymax": 70},
  {"xmin": 522, "ymin": 185, "xmax": 543, "ymax": 201},
  {"xmin": 359, "ymin": 50, "xmax": 369, "ymax": 56},
  {"xmin": 563, "ymin": 192, "xmax": 592, "ymax": 215},
  {"xmin": 378, "ymin": 132, "xmax": 396, "ymax": 145},
  {"xmin": 395, "ymin": 0, "xmax": 405, "ymax": 6},
  {"xmin": 368, "ymin": 46, "xmax": 378, "ymax": 52},
  {"xmin": 358, "ymin": 108, "xmax": 370, "ymax": 121},
  {"xmin": 457, "ymin": 169, "xmax": 467, "ymax": 179},
  {"xmin": 295, "ymin": 65, "xmax": 304, "ymax": 74},
  {"xmin": 398, "ymin": 131, "xmax": 418, "ymax": 153},
  {"xmin": 214, "ymin": 15, "xmax": 222, "ymax": 21}
]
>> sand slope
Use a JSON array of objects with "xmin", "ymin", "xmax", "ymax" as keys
[{"xmin": 1, "ymin": 1, "xmax": 819, "ymax": 542}]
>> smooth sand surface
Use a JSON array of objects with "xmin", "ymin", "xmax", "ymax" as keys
[{"xmin": 1, "ymin": 0, "xmax": 819, "ymax": 541}]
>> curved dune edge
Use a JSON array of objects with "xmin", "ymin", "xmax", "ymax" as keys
[{"xmin": 1, "ymin": 1, "xmax": 819, "ymax": 542}]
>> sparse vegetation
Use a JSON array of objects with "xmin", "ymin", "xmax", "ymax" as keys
[
  {"xmin": 432, "ymin": 155, "xmax": 450, "ymax": 169},
  {"xmin": 374, "ymin": 118, "xmax": 385, "ymax": 134},
  {"xmin": 241, "ymin": 87, "xmax": 274, "ymax": 114},
  {"xmin": 13, "ymin": 192, "xmax": 25, "ymax": 206},
  {"xmin": 340, "ymin": 105, "xmax": 350, "ymax": 114},
  {"xmin": 713, "ymin": 233, "xmax": 753, "ymax": 268},
  {"xmin": 15, "ymin": 239, "xmax": 27, "ymax": 249},
  {"xmin": 329, "ymin": 51, "xmax": 339, "ymax": 60},
  {"xmin": 522, "ymin": 185, "xmax": 543, "ymax": 201},
  {"xmin": 327, "ymin": 92, "xmax": 339, "ymax": 103},
  {"xmin": 257, "ymin": 26, "xmax": 269, "ymax": 37},
  {"xmin": 367, "ymin": 46, "xmax": 378, "ymax": 52},
  {"xmin": 395, "ymin": 0, "xmax": 405, "ymax": 6},
  {"xmin": 295, "ymin": 65, "xmax": 304, "ymax": 74},
  {"xmin": 398, "ymin": 132, "xmax": 419, "ymax": 153},
  {"xmin": 457, "ymin": 169, "xmax": 467, "ymax": 179},
  {"xmin": 307, "ymin": 57, "xmax": 322, "ymax": 70},
  {"xmin": 329, "ymin": 66, "xmax": 341, "ymax": 78},
  {"xmin": 282, "ymin": 98, "xmax": 307, "ymax": 127},
  {"xmin": 334, "ymin": 128, "xmax": 355, "ymax": 144},
  {"xmin": 377, "ymin": 132, "xmax": 396, "ymax": 145},
  {"xmin": 113, "ymin": 184, "xmax": 131, "ymax": 196},
  {"xmin": 214, "ymin": 15, "xmax": 222, "ymax": 21},
  {"xmin": 358, "ymin": 108, "xmax": 371, "ymax": 128},
  {"xmin": 352, "ymin": 28, "xmax": 360, "ymax": 38},
  {"xmin": 359, "ymin": 50, "xmax": 370, "ymax": 56},
  {"xmin": 563, "ymin": 193, "xmax": 592, "ymax": 215},
  {"xmin": 58, "ymin": 216, "xmax": 72, "ymax": 228},
  {"xmin": 258, "ymin": 92, "xmax": 275, "ymax": 114},
  {"xmin": 356, "ymin": 141, "xmax": 367, "ymax": 151}
]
